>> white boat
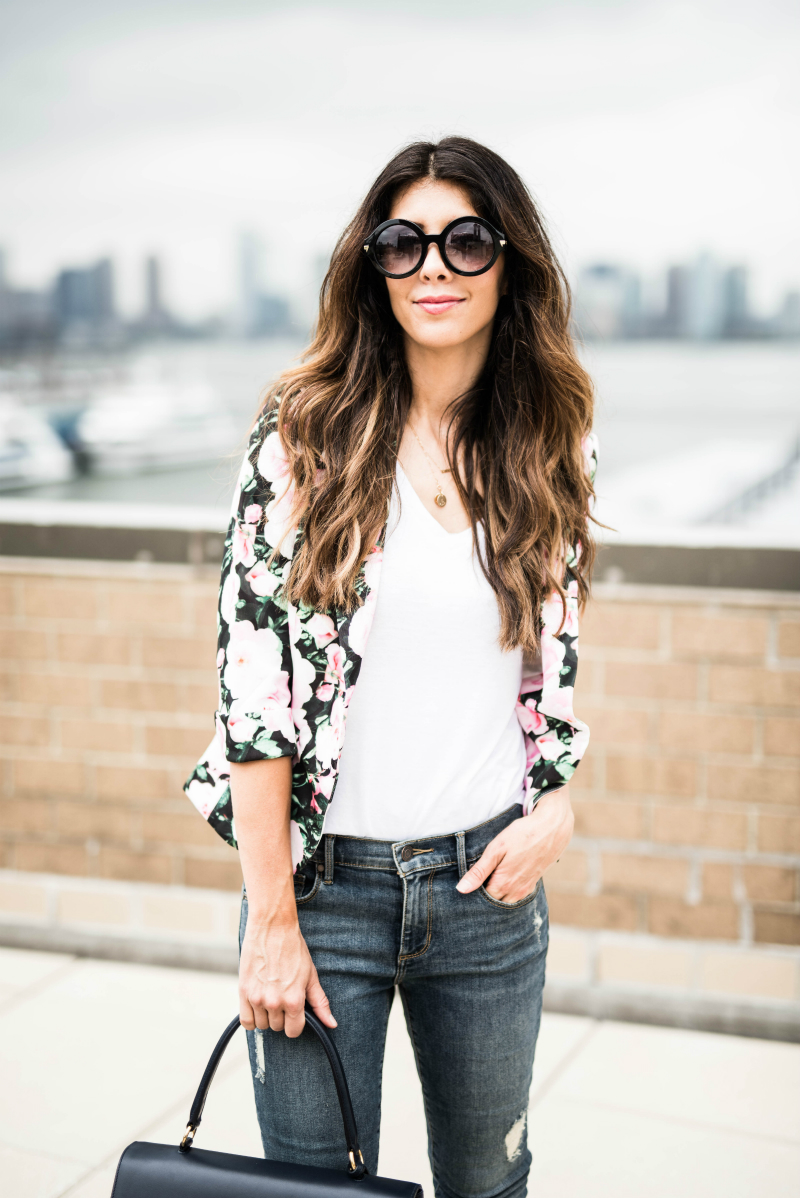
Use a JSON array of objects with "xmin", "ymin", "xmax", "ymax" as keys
[
  {"xmin": 75, "ymin": 382, "xmax": 238, "ymax": 475},
  {"xmin": 0, "ymin": 395, "xmax": 75, "ymax": 490}
]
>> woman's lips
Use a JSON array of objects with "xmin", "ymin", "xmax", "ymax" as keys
[{"xmin": 414, "ymin": 295, "xmax": 464, "ymax": 314}]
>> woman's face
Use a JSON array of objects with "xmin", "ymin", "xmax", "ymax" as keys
[{"xmin": 384, "ymin": 179, "xmax": 505, "ymax": 352}]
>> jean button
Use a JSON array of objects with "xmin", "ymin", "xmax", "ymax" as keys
[{"xmin": 401, "ymin": 845, "xmax": 414, "ymax": 862}]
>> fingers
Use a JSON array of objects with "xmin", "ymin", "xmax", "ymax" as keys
[
  {"xmin": 456, "ymin": 838, "xmax": 505, "ymax": 894},
  {"xmin": 306, "ymin": 970, "xmax": 338, "ymax": 1028},
  {"xmin": 239, "ymin": 995, "xmax": 257, "ymax": 1031}
]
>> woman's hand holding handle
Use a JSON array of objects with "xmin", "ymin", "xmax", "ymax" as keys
[
  {"xmin": 455, "ymin": 785, "xmax": 574, "ymax": 903},
  {"xmin": 230, "ymin": 758, "xmax": 337, "ymax": 1039}
]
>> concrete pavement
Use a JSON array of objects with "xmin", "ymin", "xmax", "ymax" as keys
[{"xmin": 0, "ymin": 945, "xmax": 798, "ymax": 1198}]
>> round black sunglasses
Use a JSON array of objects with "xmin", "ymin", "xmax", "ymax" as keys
[{"xmin": 363, "ymin": 216, "xmax": 507, "ymax": 279}]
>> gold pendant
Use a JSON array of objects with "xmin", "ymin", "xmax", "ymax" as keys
[{"xmin": 435, "ymin": 491, "xmax": 447, "ymax": 508}]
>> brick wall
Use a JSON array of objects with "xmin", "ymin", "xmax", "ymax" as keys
[
  {"xmin": 547, "ymin": 586, "xmax": 800, "ymax": 949},
  {"xmin": 0, "ymin": 557, "xmax": 798, "ymax": 955},
  {"xmin": 0, "ymin": 558, "xmax": 231, "ymax": 889}
]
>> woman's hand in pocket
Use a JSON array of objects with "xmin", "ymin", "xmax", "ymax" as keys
[{"xmin": 456, "ymin": 786, "xmax": 574, "ymax": 902}]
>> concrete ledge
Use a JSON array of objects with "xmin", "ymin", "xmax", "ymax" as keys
[
  {"xmin": 543, "ymin": 982, "xmax": 800, "ymax": 1043},
  {"xmin": 596, "ymin": 542, "xmax": 800, "ymax": 591},
  {"xmin": 0, "ymin": 499, "xmax": 797, "ymax": 589},
  {"xmin": 1, "ymin": 870, "xmax": 798, "ymax": 1041}
]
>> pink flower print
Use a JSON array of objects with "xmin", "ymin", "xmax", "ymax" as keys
[
  {"xmin": 310, "ymin": 797, "xmax": 321, "ymax": 814},
  {"xmin": 571, "ymin": 725, "xmax": 590, "ymax": 760},
  {"xmin": 294, "ymin": 713, "xmax": 312, "ymax": 756},
  {"xmin": 255, "ymin": 670, "xmax": 291, "ymax": 711},
  {"xmin": 292, "ymin": 655, "xmax": 316, "ymax": 707},
  {"xmin": 540, "ymin": 627, "xmax": 567, "ymax": 691},
  {"xmin": 525, "ymin": 736, "xmax": 542, "ymax": 770},
  {"xmin": 186, "ymin": 773, "xmax": 218, "ymax": 819},
  {"xmin": 536, "ymin": 733, "xmax": 565, "ymax": 761},
  {"xmin": 316, "ymin": 682, "xmax": 334, "ymax": 702},
  {"xmin": 289, "ymin": 819, "xmax": 305, "ymax": 869},
  {"xmin": 541, "ymin": 684, "xmax": 576, "ymax": 725},
  {"xmin": 521, "ymin": 670, "xmax": 544, "ymax": 694},
  {"xmin": 287, "ymin": 604, "xmax": 302, "ymax": 646},
  {"xmin": 227, "ymin": 701, "xmax": 260, "ymax": 745},
  {"xmin": 223, "ymin": 621, "xmax": 284, "ymax": 701},
  {"xmin": 232, "ymin": 520, "xmax": 257, "ymax": 568},
  {"xmin": 245, "ymin": 561, "xmax": 280, "ymax": 597},
  {"xmin": 315, "ymin": 697, "xmax": 346, "ymax": 769},
  {"xmin": 257, "ymin": 430, "xmax": 291, "ymax": 484},
  {"xmin": 362, "ymin": 544, "xmax": 383, "ymax": 594},
  {"xmin": 307, "ymin": 613, "xmax": 338, "ymax": 647},
  {"xmin": 315, "ymin": 724, "xmax": 337, "ymax": 769},
  {"xmin": 541, "ymin": 590, "xmax": 569, "ymax": 636},
  {"xmin": 315, "ymin": 771, "xmax": 336, "ymax": 800},
  {"xmin": 581, "ymin": 431, "xmax": 598, "ymax": 482},
  {"xmin": 216, "ymin": 648, "xmax": 225, "ymax": 669},
  {"xmin": 330, "ymin": 694, "xmax": 345, "ymax": 743},
  {"xmin": 325, "ymin": 643, "xmax": 346, "ymax": 687},
  {"xmin": 347, "ymin": 594, "xmax": 377, "ymax": 657},
  {"xmin": 263, "ymin": 483, "xmax": 297, "ymax": 555},
  {"xmin": 516, "ymin": 699, "xmax": 548, "ymax": 736},
  {"xmin": 219, "ymin": 568, "xmax": 239, "ymax": 626},
  {"xmin": 244, "ymin": 503, "xmax": 263, "ymax": 525}
]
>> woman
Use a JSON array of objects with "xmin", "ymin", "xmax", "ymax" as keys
[{"xmin": 186, "ymin": 136, "xmax": 597, "ymax": 1198}]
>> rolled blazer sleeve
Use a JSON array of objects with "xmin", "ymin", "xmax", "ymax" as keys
[
  {"xmin": 516, "ymin": 433, "xmax": 598, "ymax": 813},
  {"xmin": 216, "ymin": 407, "xmax": 298, "ymax": 763}
]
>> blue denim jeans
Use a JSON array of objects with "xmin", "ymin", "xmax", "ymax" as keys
[{"xmin": 238, "ymin": 802, "xmax": 548, "ymax": 1198}]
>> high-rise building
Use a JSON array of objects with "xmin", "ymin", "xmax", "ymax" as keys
[
  {"xmin": 775, "ymin": 290, "xmax": 800, "ymax": 338},
  {"xmin": 574, "ymin": 264, "xmax": 641, "ymax": 339},
  {"xmin": 721, "ymin": 265, "xmax": 751, "ymax": 337},
  {"xmin": 54, "ymin": 258, "xmax": 116, "ymax": 328},
  {"xmin": 135, "ymin": 255, "xmax": 176, "ymax": 336},
  {"xmin": 662, "ymin": 265, "xmax": 689, "ymax": 337},
  {"xmin": 236, "ymin": 231, "xmax": 291, "ymax": 337},
  {"xmin": 0, "ymin": 246, "xmax": 55, "ymax": 347},
  {"xmin": 684, "ymin": 253, "xmax": 725, "ymax": 340},
  {"xmin": 145, "ymin": 256, "xmax": 162, "ymax": 319}
]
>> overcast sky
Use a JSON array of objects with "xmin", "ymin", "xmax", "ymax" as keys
[{"xmin": 1, "ymin": 0, "xmax": 798, "ymax": 319}]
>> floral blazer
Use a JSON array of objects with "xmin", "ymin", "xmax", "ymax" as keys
[{"xmin": 184, "ymin": 404, "xmax": 599, "ymax": 872}]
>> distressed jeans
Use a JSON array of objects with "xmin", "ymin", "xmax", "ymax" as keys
[{"xmin": 238, "ymin": 802, "xmax": 548, "ymax": 1198}]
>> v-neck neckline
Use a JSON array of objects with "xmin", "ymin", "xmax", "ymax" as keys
[{"xmin": 395, "ymin": 461, "xmax": 473, "ymax": 539}]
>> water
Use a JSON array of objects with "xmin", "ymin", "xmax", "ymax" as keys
[
  {"xmin": 1, "ymin": 339, "xmax": 798, "ymax": 539},
  {"xmin": 584, "ymin": 341, "xmax": 800, "ymax": 476}
]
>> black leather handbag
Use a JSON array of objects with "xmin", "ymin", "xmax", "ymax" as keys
[{"xmin": 110, "ymin": 1008, "xmax": 423, "ymax": 1198}]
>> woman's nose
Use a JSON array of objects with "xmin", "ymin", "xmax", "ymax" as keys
[{"xmin": 419, "ymin": 242, "xmax": 450, "ymax": 279}]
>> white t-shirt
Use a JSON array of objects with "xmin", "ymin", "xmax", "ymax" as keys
[{"xmin": 324, "ymin": 463, "xmax": 527, "ymax": 842}]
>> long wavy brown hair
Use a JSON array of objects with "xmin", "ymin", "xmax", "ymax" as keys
[{"xmin": 263, "ymin": 136, "xmax": 596, "ymax": 652}]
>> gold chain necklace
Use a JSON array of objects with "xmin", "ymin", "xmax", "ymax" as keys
[{"xmin": 408, "ymin": 422, "xmax": 451, "ymax": 508}]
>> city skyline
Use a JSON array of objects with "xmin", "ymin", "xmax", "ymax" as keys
[
  {"xmin": 2, "ymin": 239, "xmax": 798, "ymax": 349},
  {"xmin": 1, "ymin": 1, "xmax": 798, "ymax": 321}
]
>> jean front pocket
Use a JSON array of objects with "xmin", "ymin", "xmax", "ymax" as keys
[
  {"xmin": 294, "ymin": 862, "xmax": 323, "ymax": 906},
  {"xmin": 477, "ymin": 875, "xmax": 543, "ymax": 912}
]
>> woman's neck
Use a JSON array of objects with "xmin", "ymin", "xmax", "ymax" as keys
[{"xmin": 404, "ymin": 328, "xmax": 491, "ymax": 436}]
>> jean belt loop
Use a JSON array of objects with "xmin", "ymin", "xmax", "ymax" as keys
[
  {"xmin": 456, "ymin": 831, "xmax": 467, "ymax": 880},
  {"xmin": 324, "ymin": 834, "xmax": 335, "ymax": 885}
]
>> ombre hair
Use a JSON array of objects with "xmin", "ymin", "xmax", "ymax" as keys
[{"xmin": 262, "ymin": 136, "xmax": 596, "ymax": 652}]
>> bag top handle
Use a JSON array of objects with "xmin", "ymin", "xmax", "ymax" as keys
[{"xmin": 179, "ymin": 1007, "xmax": 367, "ymax": 1178}]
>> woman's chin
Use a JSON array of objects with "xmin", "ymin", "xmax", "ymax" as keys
[{"xmin": 404, "ymin": 320, "xmax": 480, "ymax": 352}]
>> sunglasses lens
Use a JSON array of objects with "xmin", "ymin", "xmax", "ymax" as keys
[
  {"xmin": 373, "ymin": 224, "xmax": 422, "ymax": 275},
  {"xmin": 445, "ymin": 221, "xmax": 495, "ymax": 272}
]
